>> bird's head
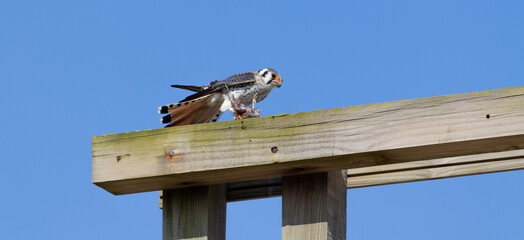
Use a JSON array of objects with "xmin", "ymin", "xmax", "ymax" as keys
[{"xmin": 259, "ymin": 68, "xmax": 283, "ymax": 88}]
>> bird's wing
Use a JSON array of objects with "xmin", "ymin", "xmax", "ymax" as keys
[
  {"xmin": 177, "ymin": 72, "xmax": 258, "ymax": 102},
  {"xmin": 210, "ymin": 72, "xmax": 258, "ymax": 89},
  {"xmin": 159, "ymin": 92, "xmax": 226, "ymax": 127},
  {"xmin": 217, "ymin": 71, "xmax": 257, "ymax": 84}
]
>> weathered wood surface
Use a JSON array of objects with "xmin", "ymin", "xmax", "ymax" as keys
[
  {"xmin": 346, "ymin": 149, "xmax": 524, "ymax": 188},
  {"xmin": 227, "ymin": 150, "xmax": 524, "ymax": 202},
  {"xmin": 282, "ymin": 171, "xmax": 347, "ymax": 240},
  {"xmin": 92, "ymin": 86, "xmax": 524, "ymax": 195},
  {"xmin": 162, "ymin": 184, "xmax": 226, "ymax": 240}
]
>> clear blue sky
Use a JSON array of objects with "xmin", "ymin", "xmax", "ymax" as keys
[{"xmin": 1, "ymin": 1, "xmax": 523, "ymax": 239}]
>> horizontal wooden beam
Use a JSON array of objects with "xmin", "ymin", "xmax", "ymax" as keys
[
  {"xmin": 226, "ymin": 150, "xmax": 524, "ymax": 202},
  {"xmin": 92, "ymin": 86, "xmax": 524, "ymax": 195},
  {"xmin": 346, "ymin": 149, "xmax": 524, "ymax": 188}
]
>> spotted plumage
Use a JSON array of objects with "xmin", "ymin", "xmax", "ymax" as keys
[{"xmin": 158, "ymin": 68, "xmax": 283, "ymax": 127}]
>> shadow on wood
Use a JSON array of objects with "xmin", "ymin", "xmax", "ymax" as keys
[{"xmin": 162, "ymin": 184, "xmax": 226, "ymax": 240}]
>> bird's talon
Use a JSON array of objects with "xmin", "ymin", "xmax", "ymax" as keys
[{"xmin": 235, "ymin": 113, "xmax": 247, "ymax": 120}]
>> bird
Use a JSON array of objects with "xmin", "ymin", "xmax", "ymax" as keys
[{"xmin": 158, "ymin": 68, "xmax": 283, "ymax": 127}]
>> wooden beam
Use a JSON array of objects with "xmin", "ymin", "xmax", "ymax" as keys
[
  {"xmin": 282, "ymin": 171, "xmax": 347, "ymax": 240},
  {"xmin": 92, "ymin": 86, "xmax": 524, "ymax": 195},
  {"xmin": 346, "ymin": 149, "xmax": 524, "ymax": 188},
  {"xmin": 226, "ymin": 150, "xmax": 524, "ymax": 202},
  {"xmin": 162, "ymin": 184, "xmax": 226, "ymax": 240}
]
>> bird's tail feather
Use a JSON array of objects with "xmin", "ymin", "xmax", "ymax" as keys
[
  {"xmin": 159, "ymin": 93, "xmax": 224, "ymax": 127},
  {"xmin": 170, "ymin": 84, "xmax": 208, "ymax": 92}
]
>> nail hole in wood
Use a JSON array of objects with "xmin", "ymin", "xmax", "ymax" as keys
[
  {"xmin": 486, "ymin": 114, "xmax": 490, "ymax": 119},
  {"xmin": 271, "ymin": 146, "xmax": 279, "ymax": 153}
]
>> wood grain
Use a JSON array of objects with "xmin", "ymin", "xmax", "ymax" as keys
[
  {"xmin": 346, "ymin": 149, "xmax": 524, "ymax": 188},
  {"xmin": 92, "ymin": 86, "xmax": 524, "ymax": 195},
  {"xmin": 282, "ymin": 171, "xmax": 347, "ymax": 240},
  {"xmin": 226, "ymin": 150, "xmax": 524, "ymax": 202},
  {"xmin": 162, "ymin": 184, "xmax": 226, "ymax": 240}
]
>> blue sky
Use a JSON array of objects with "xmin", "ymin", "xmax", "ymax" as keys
[{"xmin": 1, "ymin": 1, "xmax": 523, "ymax": 239}]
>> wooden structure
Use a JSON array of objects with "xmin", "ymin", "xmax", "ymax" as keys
[{"xmin": 92, "ymin": 86, "xmax": 524, "ymax": 239}]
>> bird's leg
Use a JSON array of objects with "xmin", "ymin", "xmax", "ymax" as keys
[
  {"xmin": 234, "ymin": 108, "xmax": 247, "ymax": 119},
  {"xmin": 241, "ymin": 93, "xmax": 260, "ymax": 119},
  {"xmin": 251, "ymin": 93, "xmax": 258, "ymax": 109},
  {"xmin": 231, "ymin": 108, "xmax": 241, "ymax": 119},
  {"xmin": 228, "ymin": 94, "xmax": 246, "ymax": 120}
]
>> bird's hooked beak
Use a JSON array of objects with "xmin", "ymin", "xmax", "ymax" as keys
[{"xmin": 272, "ymin": 78, "xmax": 283, "ymax": 88}]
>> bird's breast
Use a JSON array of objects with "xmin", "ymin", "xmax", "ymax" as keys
[{"xmin": 228, "ymin": 83, "xmax": 273, "ymax": 106}]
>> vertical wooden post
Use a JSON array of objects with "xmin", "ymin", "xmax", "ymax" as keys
[
  {"xmin": 162, "ymin": 184, "xmax": 227, "ymax": 240},
  {"xmin": 282, "ymin": 170, "xmax": 347, "ymax": 240}
]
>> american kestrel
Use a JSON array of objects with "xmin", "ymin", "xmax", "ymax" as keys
[{"xmin": 158, "ymin": 68, "xmax": 283, "ymax": 127}]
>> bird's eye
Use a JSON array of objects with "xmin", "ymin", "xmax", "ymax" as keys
[{"xmin": 271, "ymin": 73, "xmax": 278, "ymax": 80}]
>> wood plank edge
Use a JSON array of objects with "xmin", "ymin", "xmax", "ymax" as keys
[{"xmin": 347, "ymin": 157, "xmax": 524, "ymax": 189}]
